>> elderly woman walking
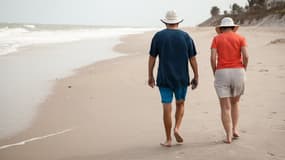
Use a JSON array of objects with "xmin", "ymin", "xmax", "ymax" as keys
[{"xmin": 210, "ymin": 17, "xmax": 249, "ymax": 144}]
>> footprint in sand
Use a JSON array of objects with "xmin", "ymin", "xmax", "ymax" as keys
[
  {"xmin": 259, "ymin": 69, "xmax": 269, "ymax": 72},
  {"xmin": 241, "ymin": 130, "xmax": 247, "ymax": 134},
  {"xmin": 175, "ymin": 151, "xmax": 185, "ymax": 159},
  {"xmin": 269, "ymin": 38, "xmax": 285, "ymax": 44},
  {"xmin": 267, "ymin": 112, "xmax": 277, "ymax": 119},
  {"xmin": 271, "ymin": 124, "xmax": 285, "ymax": 131},
  {"xmin": 277, "ymin": 76, "xmax": 285, "ymax": 79},
  {"xmin": 267, "ymin": 152, "xmax": 275, "ymax": 157}
]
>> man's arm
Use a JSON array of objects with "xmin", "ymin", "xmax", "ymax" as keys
[
  {"xmin": 189, "ymin": 56, "xmax": 199, "ymax": 89},
  {"xmin": 210, "ymin": 48, "xmax": 217, "ymax": 75},
  {"xmin": 241, "ymin": 46, "xmax": 249, "ymax": 71},
  {"xmin": 148, "ymin": 55, "xmax": 156, "ymax": 88}
]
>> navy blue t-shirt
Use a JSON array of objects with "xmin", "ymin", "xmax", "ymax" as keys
[{"xmin": 149, "ymin": 29, "xmax": 197, "ymax": 89}]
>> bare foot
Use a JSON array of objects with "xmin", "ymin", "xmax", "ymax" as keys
[
  {"xmin": 233, "ymin": 133, "xmax": 240, "ymax": 140},
  {"xmin": 174, "ymin": 131, "xmax": 183, "ymax": 143},
  {"xmin": 223, "ymin": 134, "xmax": 232, "ymax": 144},
  {"xmin": 232, "ymin": 128, "xmax": 240, "ymax": 139},
  {"xmin": 233, "ymin": 133, "xmax": 239, "ymax": 140},
  {"xmin": 223, "ymin": 139, "xmax": 232, "ymax": 144},
  {"xmin": 160, "ymin": 141, "xmax": 172, "ymax": 147}
]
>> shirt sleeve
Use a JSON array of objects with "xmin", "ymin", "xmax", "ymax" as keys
[
  {"xmin": 149, "ymin": 33, "xmax": 158, "ymax": 57},
  {"xmin": 240, "ymin": 36, "xmax": 247, "ymax": 47},
  {"xmin": 186, "ymin": 35, "xmax": 197, "ymax": 58},
  {"xmin": 211, "ymin": 37, "xmax": 217, "ymax": 49}
]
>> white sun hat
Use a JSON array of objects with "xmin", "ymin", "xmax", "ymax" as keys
[
  {"xmin": 216, "ymin": 17, "xmax": 239, "ymax": 34},
  {"xmin": 160, "ymin": 10, "xmax": 184, "ymax": 24}
]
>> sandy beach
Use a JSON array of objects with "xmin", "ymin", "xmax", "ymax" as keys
[{"xmin": 0, "ymin": 27, "xmax": 285, "ymax": 160}]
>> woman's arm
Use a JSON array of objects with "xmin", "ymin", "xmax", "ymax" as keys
[
  {"xmin": 241, "ymin": 47, "xmax": 249, "ymax": 71},
  {"xmin": 210, "ymin": 48, "xmax": 217, "ymax": 75}
]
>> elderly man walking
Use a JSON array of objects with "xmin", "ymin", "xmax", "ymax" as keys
[{"xmin": 148, "ymin": 10, "xmax": 199, "ymax": 147}]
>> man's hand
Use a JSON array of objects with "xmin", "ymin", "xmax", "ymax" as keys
[
  {"xmin": 189, "ymin": 56, "xmax": 199, "ymax": 90},
  {"xmin": 148, "ymin": 77, "xmax": 155, "ymax": 88},
  {"xmin": 190, "ymin": 78, "xmax": 198, "ymax": 90}
]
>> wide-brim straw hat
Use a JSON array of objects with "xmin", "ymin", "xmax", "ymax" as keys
[
  {"xmin": 215, "ymin": 17, "xmax": 239, "ymax": 34},
  {"xmin": 161, "ymin": 10, "xmax": 184, "ymax": 24}
]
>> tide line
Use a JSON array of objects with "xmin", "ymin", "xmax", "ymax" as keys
[{"xmin": 0, "ymin": 128, "xmax": 74, "ymax": 150}]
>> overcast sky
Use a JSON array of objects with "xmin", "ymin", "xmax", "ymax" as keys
[{"xmin": 0, "ymin": 0, "xmax": 248, "ymax": 27}]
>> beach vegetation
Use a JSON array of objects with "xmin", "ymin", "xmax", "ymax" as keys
[
  {"xmin": 211, "ymin": 6, "xmax": 220, "ymax": 17},
  {"xmin": 201, "ymin": 0, "xmax": 285, "ymax": 26}
]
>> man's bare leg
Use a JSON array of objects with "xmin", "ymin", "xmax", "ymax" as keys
[
  {"xmin": 161, "ymin": 103, "xmax": 172, "ymax": 147},
  {"xmin": 219, "ymin": 97, "xmax": 233, "ymax": 143},
  {"xmin": 231, "ymin": 96, "xmax": 241, "ymax": 138},
  {"xmin": 174, "ymin": 100, "xmax": 184, "ymax": 143}
]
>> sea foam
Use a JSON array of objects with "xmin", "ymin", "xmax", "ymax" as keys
[{"xmin": 0, "ymin": 25, "xmax": 155, "ymax": 56}]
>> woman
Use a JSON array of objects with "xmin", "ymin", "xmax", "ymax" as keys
[{"xmin": 210, "ymin": 17, "xmax": 249, "ymax": 144}]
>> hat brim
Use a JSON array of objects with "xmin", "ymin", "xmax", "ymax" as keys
[
  {"xmin": 160, "ymin": 19, "xmax": 184, "ymax": 24},
  {"xmin": 215, "ymin": 25, "xmax": 239, "ymax": 34}
]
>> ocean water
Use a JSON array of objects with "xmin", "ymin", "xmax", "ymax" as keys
[
  {"xmin": 0, "ymin": 23, "xmax": 156, "ymax": 139},
  {"xmin": 0, "ymin": 23, "xmax": 155, "ymax": 56}
]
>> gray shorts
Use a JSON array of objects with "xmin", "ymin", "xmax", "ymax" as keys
[{"xmin": 214, "ymin": 68, "xmax": 246, "ymax": 98}]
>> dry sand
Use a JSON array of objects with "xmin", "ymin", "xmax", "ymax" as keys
[{"xmin": 0, "ymin": 27, "xmax": 285, "ymax": 160}]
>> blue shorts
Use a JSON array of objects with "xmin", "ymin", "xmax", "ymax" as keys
[{"xmin": 158, "ymin": 87, "xmax": 188, "ymax": 104}]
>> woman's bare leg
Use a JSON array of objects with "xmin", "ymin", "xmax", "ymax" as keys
[
  {"xmin": 219, "ymin": 97, "xmax": 233, "ymax": 143},
  {"xmin": 231, "ymin": 96, "xmax": 241, "ymax": 138}
]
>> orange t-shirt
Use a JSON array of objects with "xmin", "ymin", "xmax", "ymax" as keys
[{"xmin": 211, "ymin": 32, "xmax": 247, "ymax": 69}]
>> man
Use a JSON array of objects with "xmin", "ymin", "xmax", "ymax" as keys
[
  {"xmin": 210, "ymin": 17, "xmax": 249, "ymax": 144},
  {"xmin": 148, "ymin": 10, "xmax": 199, "ymax": 147}
]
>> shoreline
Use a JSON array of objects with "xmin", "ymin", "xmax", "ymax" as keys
[
  {"xmin": 1, "ymin": 27, "xmax": 285, "ymax": 160},
  {"xmin": 0, "ymin": 29, "xmax": 154, "ymax": 141},
  {"xmin": 0, "ymin": 37, "xmax": 128, "ymax": 140},
  {"xmin": 0, "ymin": 30, "xmax": 156, "ymax": 160}
]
